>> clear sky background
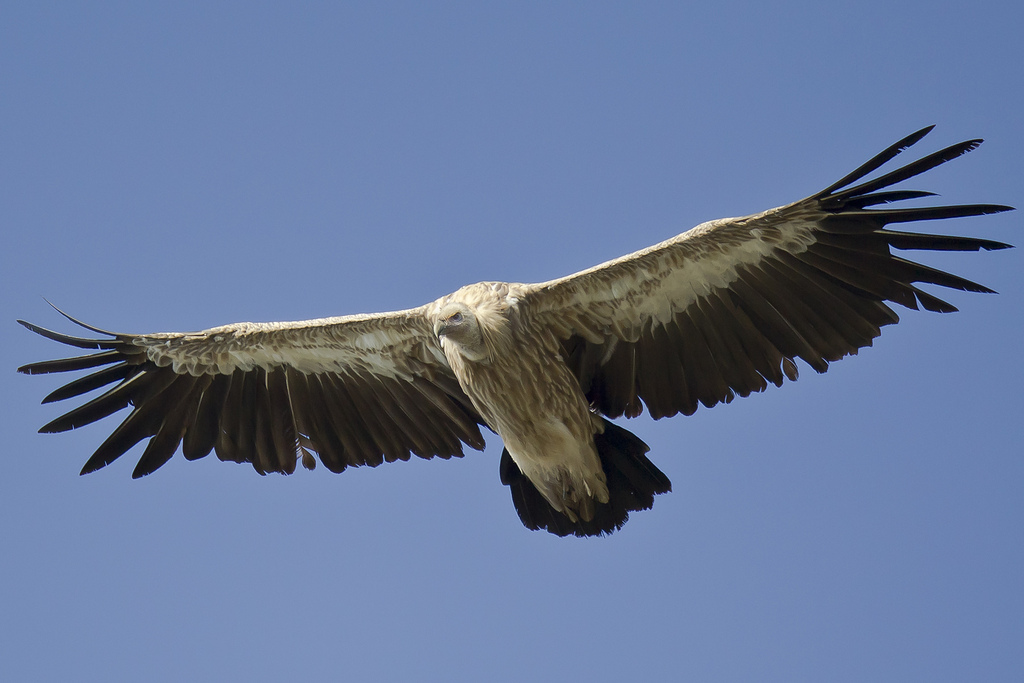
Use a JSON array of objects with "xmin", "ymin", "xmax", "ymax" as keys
[{"xmin": 2, "ymin": 3, "xmax": 1021, "ymax": 681}]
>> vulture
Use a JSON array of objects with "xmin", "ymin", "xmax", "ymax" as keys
[{"xmin": 19, "ymin": 126, "xmax": 1013, "ymax": 537}]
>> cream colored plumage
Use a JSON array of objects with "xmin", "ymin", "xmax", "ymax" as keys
[{"xmin": 19, "ymin": 127, "xmax": 1012, "ymax": 536}]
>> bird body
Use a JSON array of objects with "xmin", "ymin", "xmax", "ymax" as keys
[
  {"xmin": 433, "ymin": 282, "xmax": 610, "ymax": 522},
  {"xmin": 19, "ymin": 126, "xmax": 1013, "ymax": 536}
]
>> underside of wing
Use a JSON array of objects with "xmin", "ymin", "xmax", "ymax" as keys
[
  {"xmin": 522, "ymin": 126, "xmax": 1013, "ymax": 421},
  {"xmin": 18, "ymin": 307, "xmax": 486, "ymax": 478}
]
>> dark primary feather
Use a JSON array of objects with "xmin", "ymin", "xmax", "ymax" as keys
[
  {"xmin": 41, "ymin": 363, "xmax": 133, "ymax": 404},
  {"xmin": 816, "ymin": 126, "xmax": 936, "ymax": 196},
  {"xmin": 18, "ymin": 321, "xmax": 120, "ymax": 351}
]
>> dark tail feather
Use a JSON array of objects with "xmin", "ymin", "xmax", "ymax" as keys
[{"xmin": 499, "ymin": 419, "xmax": 672, "ymax": 537}]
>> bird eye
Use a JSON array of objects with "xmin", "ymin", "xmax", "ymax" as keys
[{"xmin": 450, "ymin": 312, "xmax": 463, "ymax": 323}]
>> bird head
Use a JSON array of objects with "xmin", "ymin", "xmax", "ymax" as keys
[{"xmin": 434, "ymin": 303, "xmax": 488, "ymax": 361}]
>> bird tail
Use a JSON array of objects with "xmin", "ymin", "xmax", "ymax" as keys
[{"xmin": 499, "ymin": 418, "xmax": 672, "ymax": 537}]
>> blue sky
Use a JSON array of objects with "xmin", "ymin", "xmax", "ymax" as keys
[{"xmin": 2, "ymin": 3, "xmax": 1021, "ymax": 681}]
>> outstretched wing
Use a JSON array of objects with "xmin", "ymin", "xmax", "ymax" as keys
[
  {"xmin": 18, "ymin": 307, "xmax": 486, "ymax": 478},
  {"xmin": 521, "ymin": 126, "xmax": 1013, "ymax": 420}
]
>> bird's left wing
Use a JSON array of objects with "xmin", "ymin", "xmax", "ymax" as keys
[
  {"xmin": 519, "ymin": 127, "xmax": 1013, "ymax": 421},
  {"xmin": 18, "ymin": 307, "xmax": 486, "ymax": 478}
]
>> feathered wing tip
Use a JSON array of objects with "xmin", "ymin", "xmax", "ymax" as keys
[
  {"xmin": 16, "ymin": 301, "xmax": 125, "ymax": 357},
  {"xmin": 815, "ymin": 125, "xmax": 937, "ymax": 197},
  {"xmin": 16, "ymin": 319, "xmax": 151, "ymax": 447},
  {"xmin": 801, "ymin": 127, "xmax": 1014, "ymax": 314},
  {"xmin": 814, "ymin": 127, "xmax": 1015, "ymax": 235},
  {"xmin": 500, "ymin": 419, "xmax": 671, "ymax": 537},
  {"xmin": 16, "ymin": 319, "xmax": 121, "ymax": 356},
  {"xmin": 41, "ymin": 299, "xmax": 123, "ymax": 337}
]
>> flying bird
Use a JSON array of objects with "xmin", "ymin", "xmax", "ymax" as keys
[{"xmin": 18, "ymin": 126, "xmax": 1013, "ymax": 537}]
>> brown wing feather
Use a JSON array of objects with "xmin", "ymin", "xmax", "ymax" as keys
[
  {"xmin": 18, "ymin": 308, "xmax": 487, "ymax": 477},
  {"xmin": 522, "ymin": 127, "xmax": 1013, "ymax": 420}
]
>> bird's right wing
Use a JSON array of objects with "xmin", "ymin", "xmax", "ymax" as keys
[
  {"xmin": 18, "ymin": 306, "xmax": 486, "ymax": 478},
  {"xmin": 519, "ymin": 127, "xmax": 1013, "ymax": 421}
]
